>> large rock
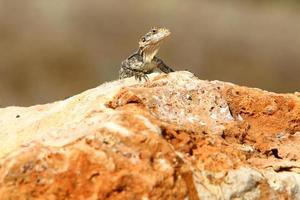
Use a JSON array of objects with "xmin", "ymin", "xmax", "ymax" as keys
[{"xmin": 1, "ymin": 71, "xmax": 300, "ymax": 199}]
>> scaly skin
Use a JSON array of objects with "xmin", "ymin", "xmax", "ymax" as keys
[{"xmin": 119, "ymin": 27, "xmax": 174, "ymax": 81}]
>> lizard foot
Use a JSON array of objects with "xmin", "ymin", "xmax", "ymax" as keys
[
  {"xmin": 134, "ymin": 71, "xmax": 149, "ymax": 81},
  {"xmin": 119, "ymin": 68, "xmax": 149, "ymax": 81}
]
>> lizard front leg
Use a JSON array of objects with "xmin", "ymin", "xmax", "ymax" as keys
[
  {"xmin": 119, "ymin": 65, "xmax": 149, "ymax": 81},
  {"xmin": 133, "ymin": 69, "xmax": 149, "ymax": 81},
  {"xmin": 153, "ymin": 56, "xmax": 175, "ymax": 73}
]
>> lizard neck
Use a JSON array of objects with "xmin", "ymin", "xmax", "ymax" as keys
[{"xmin": 139, "ymin": 45, "xmax": 159, "ymax": 63}]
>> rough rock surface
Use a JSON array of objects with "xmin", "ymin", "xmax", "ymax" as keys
[{"xmin": 1, "ymin": 71, "xmax": 300, "ymax": 200}]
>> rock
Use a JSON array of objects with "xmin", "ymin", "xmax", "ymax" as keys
[{"xmin": 0, "ymin": 71, "xmax": 300, "ymax": 199}]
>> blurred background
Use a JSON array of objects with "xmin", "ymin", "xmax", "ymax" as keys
[{"xmin": 0, "ymin": 0, "xmax": 300, "ymax": 107}]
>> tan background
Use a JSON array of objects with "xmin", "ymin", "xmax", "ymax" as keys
[{"xmin": 0, "ymin": 0, "xmax": 300, "ymax": 106}]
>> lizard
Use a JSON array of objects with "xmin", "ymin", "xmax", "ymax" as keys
[{"xmin": 119, "ymin": 27, "xmax": 175, "ymax": 81}]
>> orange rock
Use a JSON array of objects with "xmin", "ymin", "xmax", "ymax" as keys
[{"xmin": 1, "ymin": 71, "xmax": 300, "ymax": 199}]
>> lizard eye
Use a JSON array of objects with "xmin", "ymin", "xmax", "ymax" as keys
[
  {"xmin": 141, "ymin": 37, "xmax": 146, "ymax": 42},
  {"xmin": 152, "ymin": 29, "xmax": 157, "ymax": 33}
]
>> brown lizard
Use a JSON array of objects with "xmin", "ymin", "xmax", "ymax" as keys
[{"xmin": 119, "ymin": 27, "xmax": 174, "ymax": 81}]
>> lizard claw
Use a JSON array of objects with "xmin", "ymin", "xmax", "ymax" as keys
[
  {"xmin": 119, "ymin": 67, "xmax": 149, "ymax": 81},
  {"xmin": 134, "ymin": 71, "xmax": 149, "ymax": 82}
]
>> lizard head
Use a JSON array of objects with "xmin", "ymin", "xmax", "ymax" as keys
[{"xmin": 138, "ymin": 27, "xmax": 171, "ymax": 62}]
